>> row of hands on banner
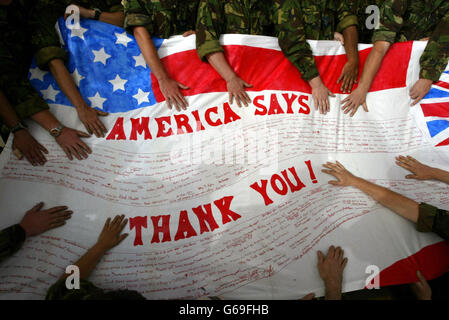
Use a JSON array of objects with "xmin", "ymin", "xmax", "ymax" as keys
[
  {"xmin": 3, "ymin": 3, "xmax": 434, "ymax": 169},
  {"xmin": 7, "ymin": 155, "xmax": 445, "ymax": 300}
]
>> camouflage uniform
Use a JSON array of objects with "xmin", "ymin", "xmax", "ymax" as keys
[
  {"xmin": 46, "ymin": 277, "xmax": 146, "ymax": 300},
  {"xmin": 276, "ymin": 0, "xmax": 358, "ymax": 81},
  {"xmin": 0, "ymin": 224, "xmax": 26, "ymax": 264},
  {"xmin": 123, "ymin": 0, "xmax": 200, "ymax": 38},
  {"xmin": 417, "ymin": 203, "xmax": 449, "ymax": 241},
  {"xmin": 350, "ymin": 0, "xmax": 385, "ymax": 43},
  {"xmin": 0, "ymin": 1, "xmax": 49, "ymax": 126},
  {"xmin": 372, "ymin": 0, "xmax": 449, "ymax": 82}
]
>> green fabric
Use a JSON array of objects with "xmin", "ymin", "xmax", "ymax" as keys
[
  {"xmin": 349, "ymin": 0, "xmax": 385, "ymax": 43},
  {"xmin": 0, "ymin": 224, "xmax": 26, "ymax": 264},
  {"xmin": 372, "ymin": 0, "xmax": 449, "ymax": 81},
  {"xmin": 418, "ymin": 203, "xmax": 449, "ymax": 241},
  {"xmin": 46, "ymin": 278, "xmax": 104, "ymax": 300},
  {"xmin": 123, "ymin": 0, "xmax": 200, "ymax": 38}
]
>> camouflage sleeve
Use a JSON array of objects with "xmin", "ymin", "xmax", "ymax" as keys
[
  {"xmin": 371, "ymin": 0, "xmax": 407, "ymax": 44},
  {"xmin": 275, "ymin": 0, "xmax": 319, "ymax": 81},
  {"xmin": 417, "ymin": 203, "xmax": 449, "ymax": 241},
  {"xmin": 335, "ymin": 0, "xmax": 359, "ymax": 33},
  {"xmin": 0, "ymin": 224, "xmax": 26, "ymax": 264},
  {"xmin": 29, "ymin": 4, "xmax": 68, "ymax": 70},
  {"xmin": 419, "ymin": 5, "xmax": 449, "ymax": 82},
  {"xmin": 0, "ymin": 46, "xmax": 49, "ymax": 119},
  {"xmin": 123, "ymin": 0, "xmax": 153, "ymax": 34},
  {"xmin": 195, "ymin": 0, "xmax": 225, "ymax": 61},
  {"xmin": 46, "ymin": 278, "xmax": 104, "ymax": 300}
]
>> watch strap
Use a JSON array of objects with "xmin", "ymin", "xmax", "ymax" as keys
[
  {"xmin": 10, "ymin": 121, "xmax": 27, "ymax": 134},
  {"xmin": 93, "ymin": 8, "xmax": 102, "ymax": 20}
]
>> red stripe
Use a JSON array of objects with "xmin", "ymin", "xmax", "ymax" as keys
[
  {"xmin": 436, "ymin": 137, "xmax": 449, "ymax": 147},
  {"xmin": 421, "ymin": 102, "xmax": 449, "ymax": 118},
  {"xmin": 376, "ymin": 241, "xmax": 449, "ymax": 288},
  {"xmin": 152, "ymin": 42, "xmax": 413, "ymax": 103},
  {"xmin": 435, "ymin": 81, "xmax": 449, "ymax": 90}
]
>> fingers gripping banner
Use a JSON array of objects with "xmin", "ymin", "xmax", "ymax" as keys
[{"xmin": 0, "ymin": 19, "xmax": 449, "ymax": 299}]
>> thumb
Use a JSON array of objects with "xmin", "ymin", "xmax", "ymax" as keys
[
  {"xmin": 317, "ymin": 251, "xmax": 324, "ymax": 264},
  {"xmin": 416, "ymin": 270, "xmax": 427, "ymax": 284},
  {"xmin": 301, "ymin": 293, "xmax": 315, "ymax": 300},
  {"xmin": 177, "ymin": 82, "xmax": 189, "ymax": 90},
  {"xmin": 77, "ymin": 130, "xmax": 91, "ymax": 137},
  {"xmin": 362, "ymin": 102, "xmax": 369, "ymax": 112},
  {"xmin": 244, "ymin": 81, "xmax": 253, "ymax": 88},
  {"xmin": 31, "ymin": 202, "xmax": 44, "ymax": 212},
  {"xmin": 328, "ymin": 90, "xmax": 336, "ymax": 97},
  {"xmin": 405, "ymin": 174, "xmax": 417, "ymax": 179},
  {"xmin": 96, "ymin": 109, "xmax": 109, "ymax": 116}
]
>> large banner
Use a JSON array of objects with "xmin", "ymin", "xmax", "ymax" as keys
[{"xmin": 0, "ymin": 19, "xmax": 449, "ymax": 299}]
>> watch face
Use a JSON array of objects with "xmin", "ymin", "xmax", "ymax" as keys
[{"xmin": 50, "ymin": 127, "xmax": 62, "ymax": 137}]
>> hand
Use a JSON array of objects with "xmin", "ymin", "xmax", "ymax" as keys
[
  {"xmin": 410, "ymin": 270, "xmax": 431, "ymax": 300},
  {"xmin": 309, "ymin": 76, "xmax": 335, "ymax": 115},
  {"xmin": 55, "ymin": 127, "xmax": 92, "ymax": 160},
  {"xmin": 12, "ymin": 130, "xmax": 48, "ymax": 166},
  {"xmin": 19, "ymin": 202, "xmax": 73, "ymax": 237},
  {"xmin": 395, "ymin": 155, "xmax": 436, "ymax": 180},
  {"xmin": 64, "ymin": 4, "xmax": 93, "ymax": 20},
  {"xmin": 159, "ymin": 78, "xmax": 189, "ymax": 111},
  {"xmin": 182, "ymin": 30, "xmax": 195, "ymax": 37},
  {"xmin": 322, "ymin": 161, "xmax": 357, "ymax": 186},
  {"xmin": 337, "ymin": 60, "xmax": 359, "ymax": 93},
  {"xmin": 226, "ymin": 75, "xmax": 252, "ymax": 108},
  {"xmin": 410, "ymin": 79, "xmax": 432, "ymax": 106},
  {"xmin": 95, "ymin": 215, "xmax": 128, "ymax": 252},
  {"xmin": 334, "ymin": 32, "xmax": 344, "ymax": 45},
  {"xmin": 341, "ymin": 86, "xmax": 368, "ymax": 117},
  {"xmin": 317, "ymin": 246, "xmax": 348, "ymax": 300},
  {"xmin": 76, "ymin": 105, "xmax": 108, "ymax": 138}
]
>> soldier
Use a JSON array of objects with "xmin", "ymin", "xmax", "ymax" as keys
[
  {"xmin": 0, "ymin": 203, "xmax": 73, "ymax": 264},
  {"xmin": 278, "ymin": 0, "xmax": 360, "ymax": 114},
  {"xmin": 341, "ymin": 0, "xmax": 449, "ymax": 116},
  {"xmin": 0, "ymin": 0, "xmax": 96, "ymax": 164},
  {"xmin": 27, "ymin": 1, "xmax": 125, "ymax": 138},
  {"xmin": 349, "ymin": 0, "xmax": 385, "ymax": 44},
  {"xmin": 322, "ymin": 157, "xmax": 449, "ymax": 241},
  {"xmin": 123, "ymin": 0, "xmax": 200, "ymax": 111},
  {"xmin": 196, "ymin": 0, "xmax": 359, "ymax": 114}
]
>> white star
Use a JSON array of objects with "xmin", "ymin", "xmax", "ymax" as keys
[
  {"xmin": 133, "ymin": 53, "xmax": 147, "ymax": 68},
  {"xmin": 71, "ymin": 68, "xmax": 85, "ymax": 86},
  {"xmin": 70, "ymin": 25, "xmax": 88, "ymax": 40},
  {"xmin": 29, "ymin": 66, "xmax": 47, "ymax": 82},
  {"xmin": 109, "ymin": 74, "xmax": 127, "ymax": 92},
  {"xmin": 115, "ymin": 31, "xmax": 133, "ymax": 47},
  {"xmin": 133, "ymin": 89, "xmax": 150, "ymax": 105},
  {"xmin": 92, "ymin": 48, "xmax": 111, "ymax": 66},
  {"xmin": 41, "ymin": 85, "xmax": 59, "ymax": 102},
  {"xmin": 88, "ymin": 92, "xmax": 107, "ymax": 110}
]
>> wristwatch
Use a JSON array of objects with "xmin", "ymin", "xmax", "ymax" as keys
[
  {"xmin": 10, "ymin": 121, "xmax": 27, "ymax": 134},
  {"xmin": 49, "ymin": 125, "xmax": 64, "ymax": 138},
  {"xmin": 93, "ymin": 8, "xmax": 102, "ymax": 20}
]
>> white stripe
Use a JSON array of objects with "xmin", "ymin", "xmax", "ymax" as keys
[{"xmin": 157, "ymin": 34, "xmax": 373, "ymax": 59}]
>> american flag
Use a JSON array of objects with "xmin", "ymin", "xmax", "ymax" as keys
[{"xmin": 28, "ymin": 18, "xmax": 164, "ymax": 113}]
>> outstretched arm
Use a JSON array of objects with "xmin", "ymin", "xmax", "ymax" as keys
[
  {"xmin": 338, "ymin": 25, "xmax": 359, "ymax": 93},
  {"xmin": 322, "ymin": 161, "xmax": 419, "ymax": 223},
  {"xmin": 133, "ymin": 27, "xmax": 189, "ymax": 111},
  {"xmin": 48, "ymin": 59, "xmax": 108, "ymax": 138},
  {"xmin": 341, "ymin": 41, "xmax": 391, "ymax": 116},
  {"xmin": 59, "ymin": 215, "xmax": 128, "ymax": 280},
  {"xmin": 206, "ymin": 52, "xmax": 252, "ymax": 107}
]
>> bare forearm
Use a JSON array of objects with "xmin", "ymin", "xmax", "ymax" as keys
[
  {"xmin": 60, "ymin": 244, "xmax": 107, "ymax": 280},
  {"xmin": 343, "ymin": 26, "xmax": 359, "ymax": 64},
  {"xmin": 0, "ymin": 91, "xmax": 21, "ymax": 128},
  {"xmin": 206, "ymin": 51, "xmax": 237, "ymax": 82},
  {"xmin": 351, "ymin": 176, "xmax": 419, "ymax": 223},
  {"xmin": 134, "ymin": 27, "xmax": 169, "ymax": 81},
  {"xmin": 99, "ymin": 12, "xmax": 124, "ymax": 27},
  {"xmin": 48, "ymin": 59, "xmax": 87, "ymax": 110},
  {"xmin": 324, "ymin": 281, "xmax": 342, "ymax": 300},
  {"xmin": 30, "ymin": 110, "xmax": 61, "ymax": 131},
  {"xmin": 358, "ymin": 41, "xmax": 391, "ymax": 91},
  {"xmin": 428, "ymin": 167, "xmax": 449, "ymax": 185}
]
